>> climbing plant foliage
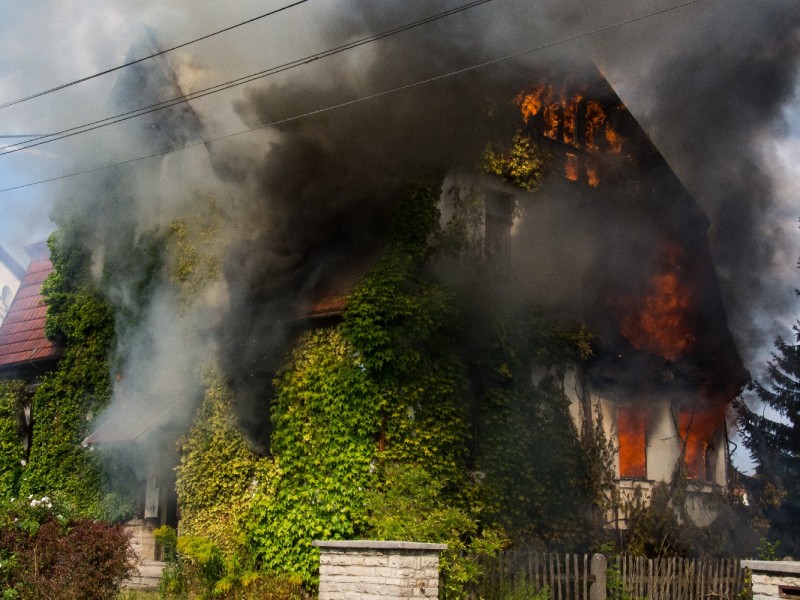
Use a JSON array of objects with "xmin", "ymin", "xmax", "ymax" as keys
[
  {"xmin": 176, "ymin": 370, "xmax": 263, "ymax": 558},
  {"xmin": 236, "ymin": 178, "xmax": 485, "ymax": 588},
  {"xmin": 19, "ymin": 233, "xmax": 115, "ymax": 516},
  {"xmin": 482, "ymin": 131, "xmax": 553, "ymax": 192},
  {"xmin": 472, "ymin": 310, "xmax": 598, "ymax": 550},
  {"xmin": 0, "ymin": 381, "xmax": 27, "ymax": 498},
  {"xmin": 172, "ymin": 175, "xmax": 607, "ymax": 593}
]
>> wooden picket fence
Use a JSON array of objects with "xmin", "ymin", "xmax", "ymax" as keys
[
  {"xmin": 474, "ymin": 550, "xmax": 747, "ymax": 599},
  {"xmin": 611, "ymin": 554, "xmax": 745, "ymax": 600},
  {"xmin": 475, "ymin": 550, "xmax": 601, "ymax": 600}
]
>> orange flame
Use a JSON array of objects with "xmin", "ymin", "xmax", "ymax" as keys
[
  {"xmin": 565, "ymin": 153, "xmax": 579, "ymax": 181},
  {"xmin": 605, "ymin": 127, "xmax": 623, "ymax": 154},
  {"xmin": 517, "ymin": 85, "xmax": 625, "ymax": 155},
  {"xmin": 679, "ymin": 406, "xmax": 722, "ymax": 480},
  {"xmin": 518, "ymin": 84, "xmax": 547, "ymax": 122},
  {"xmin": 585, "ymin": 100, "xmax": 605, "ymax": 152},
  {"xmin": 619, "ymin": 244, "xmax": 696, "ymax": 361},
  {"xmin": 618, "ymin": 406, "xmax": 646, "ymax": 478},
  {"xmin": 562, "ymin": 95, "xmax": 580, "ymax": 146},
  {"xmin": 586, "ymin": 161, "xmax": 600, "ymax": 187}
]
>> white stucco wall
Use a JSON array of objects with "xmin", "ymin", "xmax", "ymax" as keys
[{"xmin": 0, "ymin": 246, "xmax": 24, "ymax": 324}]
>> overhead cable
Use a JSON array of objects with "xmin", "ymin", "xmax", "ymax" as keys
[
  {"xmin": 0, "ymin": 0, "xmax": 704, "ymax": 194},
  {"xmin": 0, "ymin": 0, "xmax": 310, "ymax": 111},
  {"xmin": 0, "ymin": 0, "xmax": 495, "ymax": 155}
]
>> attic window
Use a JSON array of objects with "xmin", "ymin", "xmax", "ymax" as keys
[
  {"xmin": 484, "ymin": 191, "xmax": 513, "ymax": 261},
  {"xmin": 618, "ymin": 406, "xmax": 647, "ymax": 479}
]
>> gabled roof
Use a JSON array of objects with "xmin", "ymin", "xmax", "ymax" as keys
[{"xmin": 0, "ymin": 242, "xmax": 60, "ymax": 374}]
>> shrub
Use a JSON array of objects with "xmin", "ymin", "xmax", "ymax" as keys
[
  {"xmin": 159, "ymin": 533, "xmax": 307, "ymax": 600},
  {"xmin": 365, "ymin": 462, "xmax": 506, "ymax": 599},
  {"xmin": 0, "ymin": 496, "xmax": 136, "ymax": 599}
]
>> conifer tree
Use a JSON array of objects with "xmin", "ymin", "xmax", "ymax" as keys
[{"xmin": 737, "ymin": 322, "xmax": 800, "ymax": 556}]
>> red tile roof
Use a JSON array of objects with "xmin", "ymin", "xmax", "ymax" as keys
[
  {"xmin": 0, "ymin": 258, "xmax": 60, "ymax": 370},
  {"xmin": 307, "ymin": 260, "xmax": 374, "ymax": 319}
]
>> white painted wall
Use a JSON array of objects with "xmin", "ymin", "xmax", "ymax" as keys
[{"xmin": 0, "ymin": 245, "xmax": 24, "ymax": 325}]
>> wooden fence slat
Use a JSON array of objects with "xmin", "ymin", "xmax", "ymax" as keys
[
  {"xmin": 473, "ymin": 550, "xmax": 748, "ymax": 600},
  {"xmin": 572, "ymin": 553, "xmax": 578, "ymax": 600},
  {"xmin": 556, "ymin": 551, "xmax": 561, "ymax": 597},
  {"xmin": 583, "ymin": 554, "xmax": 588, "ymax": 600}
]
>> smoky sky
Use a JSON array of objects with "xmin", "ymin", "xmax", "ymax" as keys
[{"xmin": 1, "ymin": 0, "xmax": 799, "ymax": 450}]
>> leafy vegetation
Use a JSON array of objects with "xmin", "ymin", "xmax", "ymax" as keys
[
  {"xmin": 17, "ymin": 233, "xmax": 116, "ymax": 517},
  {"xmin": 175, "ymin": 371, "xmax": 261, "ymax": 558},
  {"xmin": 0, "ymin": 495, "xmax": 135, "ymax": 599},
  {"xmin": 169, "ymin": 175, "xmax": 610, "ymax": 595},
  {"xmin": 0, "ymin": 382, "xmax": 27, "ymax": 499},
  {"xmin": 474, "ymin": 311, "xmax": 598, "ymax": 550},
  {"xmin": 366, "ymin": 462, "xmax": 505, "ymax": 599},
  {"xmin": 482, "ymin": 131, "xmax": 552, "ymax": 191}
]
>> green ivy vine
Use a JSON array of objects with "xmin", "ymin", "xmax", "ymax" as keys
[
  {"xmin": 0, "ymin": 381, "xmax": 28, "ymax": 498},
  {"xmin": 19, "ymin": 232, "xmax": 116, "ymax": 516}
]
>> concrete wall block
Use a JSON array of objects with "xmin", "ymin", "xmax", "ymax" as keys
[
  {"xmin": 751, "ymin": 582, "xmax": 774, "ymax": 596},
  {"xmin": 315, "ymin": 541, "xmax": 446, "ymax": 600}
]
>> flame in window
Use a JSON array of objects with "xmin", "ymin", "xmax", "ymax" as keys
[
  {"xmin": 618, "ymin": 244, "xmax": 696, "ymax": 362},
  {"xmin": 679, "ymin": 407, "xmax": 722, "ymax": 480},
  {"xmin": 618, "ymin": 406, "xmax": 647, "ymax": 478}
]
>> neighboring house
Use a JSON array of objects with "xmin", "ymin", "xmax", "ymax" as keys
[
  {"xmin": 0, "ymin": 244, "xmax": 26, "ymax": 326},
  {"xmin": 0, "ymin": 242, "xmax": 61, "ymax": 466},
  {"xmin": 0, "ymin": 242, "xmax": 60, "ymax": 378}
]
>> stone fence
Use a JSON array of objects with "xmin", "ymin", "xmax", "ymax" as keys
[
  {"xmin": 314, "ymin": 540, "xmax": 447, "ymax": 599},
  {"xmin": 741, "ymin": 560, "xmax": 800, "ymax": 600}
]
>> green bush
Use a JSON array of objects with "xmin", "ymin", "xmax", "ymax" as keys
[
  {"xmin": 366, "ymin": 462, "xmax": 505, "ymax": 599},
  {"xmin": 0, "ymin": 495, "xmax": 135, "ymax": 599},
  {"xmin": 497, "ymin": 579, "xmax": 551, "ymax": 600},
  {"xmin": 158, "ymin": 533, "xmax": 307, "ymax": 600}
]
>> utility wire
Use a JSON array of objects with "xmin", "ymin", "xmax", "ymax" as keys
[
  {"xmin": 0, "ymin": 0, "xmax": 310, "ymax": 111},
  {"xmin": 0, "ymin": 0, "xmax": 704, "ymax": 194},
  {"xmin": 0, "ymin": 0, "xmax": 495, "ymax": 155}
]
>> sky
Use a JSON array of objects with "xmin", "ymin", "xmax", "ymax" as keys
[{"xmin": 0, "ymin": 0, "xmax": 798, "ymax": 467}]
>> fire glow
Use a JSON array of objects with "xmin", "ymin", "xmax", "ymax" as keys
[
  {"xmin": 618, "ymin": 406, "xmax": 646, "ymax": 478},
  {"xmin": 679, "ymin": 405, "xmax": 723, "ymax": 480},
  {"xmin": 515, "ymin": 83, "xmax": 625, "ymax": 185},
  {"xmin": 618, "ymin": 244, "xmax": 696, "ymax": 362}
]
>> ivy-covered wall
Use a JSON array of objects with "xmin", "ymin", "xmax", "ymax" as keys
[
  {"xmin": 171, "ymin": 175, "xmax": 606, "ymax": 594},
  {"xmin": 15, "ymin": 234, "xmax": 116, "ymax": 516},
  {"xmin": 0, "ymin": 166, "xmax": 608, "ymax": 593},
  {"xmin": 0, "ymin": 381, "xmax": 27, "ymax": 498}
]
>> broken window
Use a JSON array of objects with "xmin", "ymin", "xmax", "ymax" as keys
[
  {"xmin": 618, "ymin": 406, "xmax": 647, "ymax": 478},
  {"xmin": 679, "ymin": 409, "xmax": 715, "ymax": 481}
]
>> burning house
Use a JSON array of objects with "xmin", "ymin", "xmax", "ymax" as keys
[{"xmin": 439, "ymin": 63, "xmax": 748, "ymax": 527}]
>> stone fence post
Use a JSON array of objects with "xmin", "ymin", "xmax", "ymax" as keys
[
  {"xmin": 314, "ymin": 540, "xmax": 447, "ymax": 599},
  {"xmin": 590, "ymin": 553, "xmax": 607, "ymax": 600},
  {"xmin": 741, "ymin": 560, "xmax": 800, "ymax": 599}
]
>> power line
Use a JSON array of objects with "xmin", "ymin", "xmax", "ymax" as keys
[
  {"xmin": 0, "ymin": 0, "xmax": 704, "ymax": 194},
  {"xmin": 0, "ymin": 0, "xmax": 310, "ymax": 111},
  {"xmin": 0, "ymin": 0, "xmax": 496, "ymax": 156}
]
